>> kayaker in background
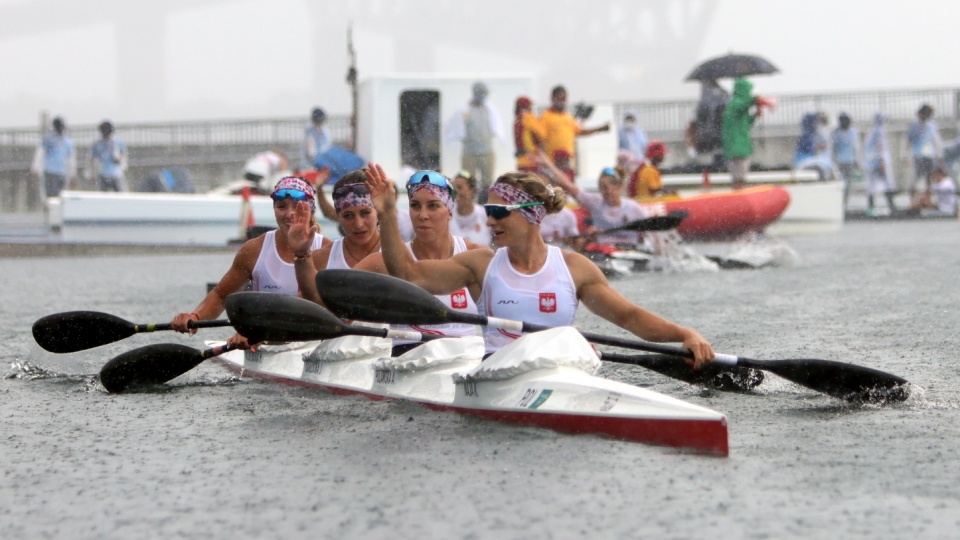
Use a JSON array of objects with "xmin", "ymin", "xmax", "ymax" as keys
[
  {"xmin": 363, "ymin": 163, "xmax": 716, "ymax": 368},
  {"xmin": 539, "ymin": 154, "xmax": 649, "ymax": 247},
  {"xmin": 449, "ymin": 170, "xmax": 492, "ymax": 246},
  {"xmin": 627, "ymin": 141, "xmax": 674, "ymax": 199},
  {"xmin": 170, "ymin": 176, "xmax": 330, "ymax": 348}
]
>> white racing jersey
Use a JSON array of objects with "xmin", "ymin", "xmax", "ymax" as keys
[
  {"xmin": 251, "ymin": 230, "xmax": 325, "ymax": 295},
  {"xmin": 478, "ymin": 245, "xmax": 579, "ymax": 353}
]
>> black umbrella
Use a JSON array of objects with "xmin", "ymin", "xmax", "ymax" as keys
[{"xmin": 685, "ymin": 53, "xmax": 779, "ymax": 81}]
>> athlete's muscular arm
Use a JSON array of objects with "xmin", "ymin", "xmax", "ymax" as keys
[{"xmin": 564, "ymin": 251, "xmax": 715, "ymax": 369}]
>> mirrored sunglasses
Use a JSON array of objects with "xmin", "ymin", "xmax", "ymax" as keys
[
  {"xmin": 483, "ymin": 202, "xmax": 544, "ymax": 220},
  {"xmin": 271, "ymin": 189, "xmax": 311, "ymax": 202},
  {"xmin": 406, "ymin": 170, "xmax": 456, "ymax": 199}
]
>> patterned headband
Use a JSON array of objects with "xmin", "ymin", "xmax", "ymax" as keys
[
  {"xmin": 489, "ymin": 182, "xmax": 546, "ymax": 225},
  {"xmin": 271, "ymin": 176, "xmax": 316, "ymax": 213},
  {"xmin": 407, "ymin": 183, "xmax": 454, "ymax": 215},
  {"xmin": 332, "ymin": 183, "xmax": 373, "ymax": 213}
]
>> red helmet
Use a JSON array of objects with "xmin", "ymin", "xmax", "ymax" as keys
[{"xmin": 646, "ymin": 141, "xmax": 667, "ymax": 159}]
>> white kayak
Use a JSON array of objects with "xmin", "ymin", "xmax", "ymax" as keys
[{"xmin": 209, "ymin": 327, "xmax": 729, "ymax": 455}]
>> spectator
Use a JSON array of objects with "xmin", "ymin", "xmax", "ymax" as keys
[
  {"xmin": 302, "ymin": 107, "xmax": 332, "ymax": 169},
  {"xmin": 863, "ymin": 112, "xmax": 898, "ymax": 215},
  {"xmin": 539, "ymin": 85, "xmax": 610, "ymax": 175},
  {"xmin": 30, "ymin": 116, "xmax": 76, "ymax": 197},
  {"xmin": 721, "ymin": 78, "xmax": 759, "ymax": 189},
  {"xmin": 831, "ymin": 112, "xmax": 861, "ymax": 182},
  {"xmin": 909, "ymin": 167, "xmax": 957, "ymax": 215},
  {"xmin": 794, "ymin": 113, "xmax": 836, "ymax": 180},
  {"xmin": 904, "ymin": 103, "xmax": 944, "ymax": 197},
  {"xmin": 444, "ymin": 81, "xmax": 504, "ymax": 202},
  {"xmin": 87, "ymin": 121, "xmax": 128, "ymax": 192},
  {"xmin": 513, "ymin": 96, "xmax": 546, "ymax": 174},
  {"xmin": 617, "ymin": 110, "xmax": 648, "ymax": 161},
  {"xmin": 687, "ymin": 79, "xmax": 729, "ymax": 168}
]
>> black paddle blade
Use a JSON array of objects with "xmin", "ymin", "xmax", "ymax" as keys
[
  {"xmin": 33, "ymin": 311, "xmax": 136, "ymax": 353},
  {"xmin": 224, "ymin": 291, "xmax": 351, "ymax": 342},
  {"xmin": 316, "ymin": 269, "xmax": 451, "ymax": 325},
  {"xmin": 604, "ymin": 352, "xmax": 764, "ymax": 392},
  {"xmin": 100, "ymin": 343, "xmax": 204, "ymax": 393},
  {"xmin": 743, "ymin": 358, "xmax": 910, "ymax": 403},
  {"xmin": 627, "ymin": 214, "xmax": 685, "ymax": 232}
]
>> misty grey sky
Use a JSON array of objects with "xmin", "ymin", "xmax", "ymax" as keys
[{"xmin": 0, "ymin": 0, "xmax": 957, "ymax": 127}]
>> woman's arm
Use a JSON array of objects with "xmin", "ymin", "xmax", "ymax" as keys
[
  {"xmin": 565, "ymin": 251, "xmax": 715, "ymax": 368},
  {"xmin": 171, "ymin": 238, "xmax": 260, "ymax": 332},
  {"xmin": 536, "ymin": 151, "xmax": 580, "ymax": 196},
  {"xmin": 363, "ymin": 163, "xmax": 482, "ymax": 295}
]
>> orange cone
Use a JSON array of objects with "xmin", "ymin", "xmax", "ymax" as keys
[{"xmin": 238, "ymin": 186, "xmax": 255, "ymax": 238}]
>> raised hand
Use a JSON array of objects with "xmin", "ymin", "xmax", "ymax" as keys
[
  {"xmin": 362, "ymin": 162, "xmax": 396, "ymax": 211},
  {"xmin": 287, "ymin": 200, "xmax": 318, "ymax": 256}
]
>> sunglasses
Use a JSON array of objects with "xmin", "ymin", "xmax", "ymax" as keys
[
  {"xmin": 271, "ymin": 189, "xmax": 312, "ymax": 201},
  {"xmin": 483, "ymin": 202, "xmax": 544, "ymax": 220},
  {"xmin": 406, "ymin": 170, "xmax": 456, "ymax": 199},
  {"xmin": 601, "ymin": 167, "xmax": 617, "ymax": 176}
]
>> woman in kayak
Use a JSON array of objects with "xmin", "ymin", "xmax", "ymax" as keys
[
  {"xmin": 362, "ymin": 163, "xmax": 716, "ymax": 368},
  {"xmin": 449, "ymin": 170, "xmax": 492, "ymax": 246},
  {"xmin": 538, "ymin": 153, "xmax": 650, "ymax": 248},
  {"xmin": 289, "ymin": 169, "xmax": 491, "ymax": 356},
  {"xmin": 288, "ymin": 170, "xmax": 383, "ymax": 296},
  {"xmin": 170, "ymin": 176, "xmax": 331, "ymax": 348}
]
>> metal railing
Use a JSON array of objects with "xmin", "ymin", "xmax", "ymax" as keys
[
  {"xmin": 0, "ymin": 116, "xmax": 353, "ymax": 149},
  {"xmin": 614, "ymin": 87, "xmax": 960, "ymax": 136}
]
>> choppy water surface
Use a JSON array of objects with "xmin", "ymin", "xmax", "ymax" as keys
[{"xmin": 3, "ymin": 220, "xmax": 960, "ymax": 539}]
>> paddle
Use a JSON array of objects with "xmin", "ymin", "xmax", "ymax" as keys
[
  {"xmin": 222, "ymin": 292, "xmax": 447, "ymax": 345},
  {"xmin": 222, "ymin": 289, "xmax": 761, "ymax": 391},
  {"xmin": 558, "ymin": 211, "xmax": 687, "ymax": 242},
  {"xmin": 599, "ymin": 351, "xmax": 763, "ymax": 392},
  {"xmin": 100, "ymin": 343, "xmax": 238, "ymax": 393},
  {"xmin": 32, "ymin": 311, "xmax": 231, "ymax": 353},
  {"xmin": 316, "ymin": 270, "xmax": 910, "ymax": 403},
  {"xmin": 101, "ymin": 293, "xmax": 448, "ymax": 394}
]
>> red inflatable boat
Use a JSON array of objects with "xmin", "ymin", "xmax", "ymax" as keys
[{"xmin": 641, "ymin": 185, "xmax": 791, "ymax": 241}]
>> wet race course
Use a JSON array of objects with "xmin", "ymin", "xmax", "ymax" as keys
[{"xmin": 3, "ymin": 220, "xmax": 960, "ymax": 539}]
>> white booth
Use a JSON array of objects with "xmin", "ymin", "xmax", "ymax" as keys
[{"xmin": 356, "ymin": 74, "xmax": 536, "ymax": 179}]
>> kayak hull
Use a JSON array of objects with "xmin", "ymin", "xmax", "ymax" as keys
[{"xmin": 210, "ymin": 338, "xmax": 729, "ymax": 456}]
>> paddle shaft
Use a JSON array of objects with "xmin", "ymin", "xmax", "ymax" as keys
[
  {"xmin": 137, "ymin": 319, "xmax": 232, "ymax": 333},
  {"xmin": 559, "ymin": 215, "xmax": 683, "ymax": 242}
]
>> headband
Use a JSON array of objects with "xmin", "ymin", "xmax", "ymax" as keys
[
  {"xmin": 489, "ymin": 182, "xmax": 546, "ymax": 225},
  {"xmin": 407, "ymin": 182, "xmax": 455, "ymax": 215},
  {"xmin": 332, "ymin": 183, "xmax": 373, "ymax": 213},
  {"xmin": 271, "ymin": 176, "xmax": 316, "ymax": 213}
]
